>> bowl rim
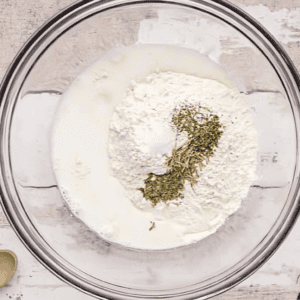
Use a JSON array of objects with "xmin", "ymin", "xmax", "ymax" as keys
[{"xmin": 1, "ymin": 0, "xmax": 300, "ymax": 299}]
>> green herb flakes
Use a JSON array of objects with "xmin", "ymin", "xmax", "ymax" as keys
[
  {"xmin": 138, "ymin": 105, "xmax": 223, "ymax": 206},
  {"xmin": 149, "ymin": 221, "xmax": 155, "ymax": 231}
]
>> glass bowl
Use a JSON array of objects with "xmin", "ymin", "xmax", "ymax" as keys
[{"xmin": 1, "ymin": 0, "xmax": 300, "ymax": 299}]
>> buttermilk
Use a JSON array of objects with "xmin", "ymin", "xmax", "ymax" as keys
[{"xmin": 52, "ymin": 45, "xmax": 258, "ymax": 249}]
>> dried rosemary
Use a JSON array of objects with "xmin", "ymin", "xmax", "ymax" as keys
[
  {"xmin": 138, "ymin": 105, "xmax": 223, "ymax": 206},
  {"xmin": 149, "ymin": 221, "xmax": 155, "ymax": 231}
]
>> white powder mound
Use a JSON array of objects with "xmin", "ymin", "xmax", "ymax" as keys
[{"xmin": 108, "ymin": 71, "xmax": 258, "ymax": 236}]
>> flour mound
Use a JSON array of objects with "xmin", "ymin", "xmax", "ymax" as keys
[{"xmin": 108, "ymin": 71, "xmax": 258, "ymax": 234}]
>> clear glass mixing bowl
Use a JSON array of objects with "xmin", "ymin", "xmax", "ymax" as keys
[{"xmin": 1, "ymin": 0, "xmax": 300, "ymax": 299}]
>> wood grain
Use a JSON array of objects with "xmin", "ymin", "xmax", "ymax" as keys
[{"xmin": 1, "ymin": 0, "xmax": 300, "ymax": 299}]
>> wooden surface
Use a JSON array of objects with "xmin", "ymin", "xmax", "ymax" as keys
[{"xmin": 1, "ymin": 0, "xmax": 300, "ymax": 299}]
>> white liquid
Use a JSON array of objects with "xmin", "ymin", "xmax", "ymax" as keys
[{"xmin": 52, "ymin": 44, "xmax": 257, "ymax": 249}]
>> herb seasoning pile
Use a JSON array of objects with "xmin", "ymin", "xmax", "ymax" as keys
[{"xmin": 139, "ymin": 105, "xmax": 223, "ymax": 206}]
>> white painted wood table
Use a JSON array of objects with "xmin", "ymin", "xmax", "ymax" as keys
[{"xmin": 1, "ymin": 0, "xmax": 300, "ymax": 299}]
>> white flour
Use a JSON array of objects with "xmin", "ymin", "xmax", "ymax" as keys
[
  {"xmin": 109, "ymin": 71, "xmax": 258, "ymax": 235},
  {"xmin": 52, "ymin": 45, "xmax": 259, "ymax": 249}
]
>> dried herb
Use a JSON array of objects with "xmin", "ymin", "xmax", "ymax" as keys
[
  {"xmin": 149, "ymin": 221, "xmax": 155, "ymax": 231},
  {"xmin": 139, "ymin": 105, "xmax": 223, "ymax": 206}
]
